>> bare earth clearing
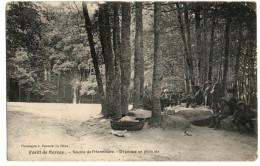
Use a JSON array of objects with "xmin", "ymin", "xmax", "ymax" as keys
[{"xmin": 7, "ymin": 102, "xmax": 257, "ymax": 161}]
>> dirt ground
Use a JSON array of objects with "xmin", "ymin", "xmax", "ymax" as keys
[{"xmin": 7, "ymin": 102, "xmax": 257, "ymax": 161}]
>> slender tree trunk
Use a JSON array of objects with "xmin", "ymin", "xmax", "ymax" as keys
[
  {"xmin": 176, "ymin": 3, "xmax": 190, "ymax": 94},
  {"xmin": 234, "ymin": 23, "xmax": 243, "ymax": 90},
  {"xmin": 98, "ymin": 4, "xmax": 116, "ymax": 117},
  {"xmin": 82, "ymin": 2, "xmax": 107, "ymax": 115},
  {"xmin": 218, "ymin": 53, "xmax": 223, "ymax": 81},
  {"xmin": 18, "ymin": 81, "xmax": 21, "ymax": 102},
  {"xmin": 202, "ymin": 3, "xmax": 208, "ymax": 84},
  {"xmin": 7, "ymin": 77, "xmax": 10, "ymax": 101},
  {"xmin": 184, "ymin": 3, "xmax": 195, "ymax": 92},
  {"xmin": 73, "ymin": 86, "xmax": 77, "ymax": 104},
  {"xmin": 221, "ymin": 16, "xmax": 231, "ymax": 96},
  {"xmin": 121, "ymin": 2, "xmax": 131, "ymax": 115},
  {"xmin": 112, "ymin": 2, "xmax": 122, "ymax": 117},
  {"xmin": 183, "ymin": 59, "xmax": 189, "ymax": 94},
  {"xmin": 208, "ymin": 6, "xmax": 217, "ymax": 81},
  {"xmin": 150, "ymin": 2, "xmax": 162, "ymax": 126},
  {"xmin": 57, "ymin": 74, "xmax": 60, "ymax": 103},
  {"xmin": 26, "ymin": 90, "xmax": 30, "ymax": 102},
  {"xmin": 133, "ymin": 2, "xmax": 144, "ymax": 108},
  {"xmin": 248, "ymin": 38, "xmax": 255, "ymax": 105},
  {"xmin": 194, "ymin": 6, "xmax": 202, "ymax": 85}
]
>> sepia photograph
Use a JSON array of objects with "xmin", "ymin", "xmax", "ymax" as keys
[{"xmin": 6, "ymin": 1, "xmax": 257, "ymax": 161}]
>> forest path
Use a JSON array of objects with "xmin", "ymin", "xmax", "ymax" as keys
[{"xmin": 7, "ymin": 102, "xmax": 257, "ymax": 161}]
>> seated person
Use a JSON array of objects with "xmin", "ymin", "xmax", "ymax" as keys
[
  {"xmin": 192, "ymin": 86, "xmax": 203, "ymax": 106},
  {"xmin": 227, "ymin": 88, "xmax": 237, "ymax": 115},
  {"xmin": 209, "ymin": 98, "xmax": 230, "ymax": 130},
  {"xmin": 232, "ymin": 101, "xmax": 255, "ymax": 134}
]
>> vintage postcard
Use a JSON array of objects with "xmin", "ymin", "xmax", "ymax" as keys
[{"xmin": 6, "ymin": 1, "xmax": 257, "ymax": 161}]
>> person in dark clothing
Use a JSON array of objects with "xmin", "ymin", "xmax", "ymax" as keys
[
  {"xmin": 210, "ymin": 78, "xmax": 221, "ymax": 114},
  {"xmin": 160, "ymin": 90, "xmax": 170, "ymax": 111},
  {"xmin": 188, "ymin": 93, "xmax": 194, "ymax": 107},
  {"xmin": 177, "ymin": 91, "xmax": 184, "ymax": 105},
  {"xmin": 169, "ymin": 92, "xmax": 177, "ymax": 106},
  {"xmin": 192, "ymin": 86, "xmax": 203, "ymax": 105},
  {"xmin": 232, "ymin": 101, "xmax": 255, "ymax": 134},
  {"xmin": 179, "ymin": 93, "xmax": 192, "ymax": 108},
  {"xmin": 209, "ymin": 98, "xmax": 230, "ymax": 130},
  {"xmin": 204, "ymin": 81, "xmax": 212, "ymax": 106},
  {"xmin": 227, "ymin": 88, "xmax": 237, "ymax": 115},
  {"xmin": 143, "ymin": 90, "xmax": 152, "ymax": 110}
]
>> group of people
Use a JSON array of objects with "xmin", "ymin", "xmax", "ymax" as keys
[
  {"xmin": 142, "ymin": 78, "xmax": 256, "ymax": 134},
  {"xmin": 201, "ymin": 78, "xmax": 255, "ymax": 134}
]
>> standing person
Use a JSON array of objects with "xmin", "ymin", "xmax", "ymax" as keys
[
  {"xmin": 204, "ymin": 81, "xmax": 212, "ymax": 107},
  {"xmin": 210, "ymin": 78, "xmax": 221, "ymax": 114},
  {"xmin": 160, "ymin": 89, "xmax": 170, "ymax": 111},
  {"xmin": 227, "ymin": 88, "xmax": 237, "ymax": 115},
  {"xmin": 170, "ymin": 91, "xmax": 177, "ymax": 106},
  {"xmin": 232, "ymin": 101, "xmax": 255, "ymax": 134},
  {"xmin": 193, "ymin": 86, "xmax": 203, "ymax": 105},
  {"xmin": 177, "ymin": 91, "xmax": 184, "ymax": 105},
  {"xmin": 143, "ymin": 90, "xmax": 152, "ymax": 110},
  {"xmin": 208, "ymin": 98, "xmax": 230, "ymax": 130}
]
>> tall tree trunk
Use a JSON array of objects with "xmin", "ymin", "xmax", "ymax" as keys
[
  {"xmin": 194, "ymin": 6, "xmax": 202, "ymax": 85},
  {"xmin": 26, "ymin": 90, "xmax": 30, "ymax": 102},
  {"xmin": 202, "ymin": 3, "xmax": 208, "ymax": 84},
  {"xmin": 221, "ymin": 16, "xmax": 231, "ymax": 96},
  {"xmin": 150, "ymin": 2, "xmax": 162, "ymax": 126},
  {"xmin": 121, "ymin": 2, "xmax": 131, "ymax": 115},
  {"xmin": 7, "ymin": 77, "xmax": 10, "ymax": 102},
  {"xmin": 183, "ymin": 58, "xmax": 189, "ymax": 94},
  {"xmin": 73, "ymin": 86, "xmax": 77, "ymax": 104},
  {"xmin": 18, "ymin": 81, "xmax": 21, "ymax": 102},
  {"xmin": 218, "ymin": 53, "xmax": 223, "ymax": 81},
  {"xmin": 184, "ymin": 3, "xmax": 195, "ymax": 92},
  {"xmin": 98, "ymin": 4, "xmax": 116, "ymax": 117},
  {"xmin": 57, "ymin": 74, "xmax": 60, "ymax": 103},
  {"xmin": 112, "ymin": 2, "xmax": 122, "ymax": 118},
  {"xmin": 133, "ymin": 2, "xmax": 144, "ymax": 108},
  {"xmin": 208, "ymin": 6, "xmax": 217, "ymax": 81},
  {"xmin": 176, "ymin": 3, "xmax": 190, "ymax": 94},
  {"xmin": 234, "ymin": 23, "xmax": 243, "ymax": 91},
  {"xmin": 82, "ymin": 2, "xmax": 106, "ymax": 115}
]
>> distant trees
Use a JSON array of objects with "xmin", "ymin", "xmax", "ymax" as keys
[{"xmin": 7, "ymin": 2, "xmax": 47, "ymax": 102}]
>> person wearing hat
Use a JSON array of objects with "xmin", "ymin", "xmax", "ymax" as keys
[
  {"xmin": 232, "ymin": 101, "xmax": 255, "ymax": 134},
  {"xmin": 204, "ymin": 81, "xmax": 212, "ymax": 106},
  {"xmin": 227, "ymin": 88, "xmax": 237, "ymax": 115},
  {"xmin": 209, "ymin": 97, "xmax": 230, "ymax": 130}
]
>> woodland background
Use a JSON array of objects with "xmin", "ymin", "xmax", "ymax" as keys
[{"xmin": 6, "ymin": 2, "xmax": 256, "ymax": 119}]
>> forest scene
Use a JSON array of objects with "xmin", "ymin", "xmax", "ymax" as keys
[{"xmin": 6, "ymin": 1, "xmax": 257, "ymax": 161}]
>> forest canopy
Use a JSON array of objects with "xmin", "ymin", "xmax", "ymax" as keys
[{"xmin": 6, "ymin": 2, "xmax": 256, "ymax": 118}]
